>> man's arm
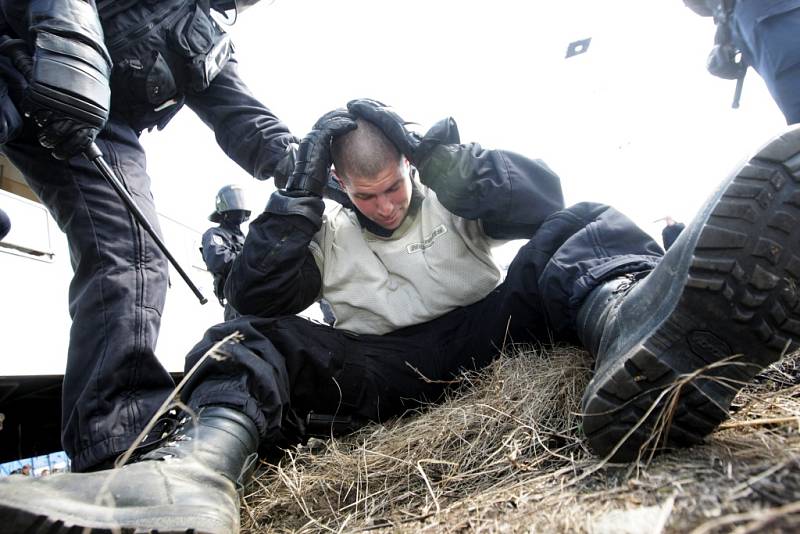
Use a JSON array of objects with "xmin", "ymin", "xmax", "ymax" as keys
[
  {"xmin": 185, "ymin": 60, "xmax": 298, "ymax": 181},
  {"xmin": 347, "ymin": 99, "xmax": 565, "ymax": 239},
  {"xmin": 224, "ymin": 197, "xmax": 324, "ymax": 317},
  {"xmin": 420, "ymin": 142, "xmax": 565, "ymax": 239},
  {"xmin": 225, "ymin": 109, "xmax": 355, "ymax": 317}
]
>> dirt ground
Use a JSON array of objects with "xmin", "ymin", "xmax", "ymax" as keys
[{"xmin": 241, "ymin": 345, "xmax": 800, "ymax": 533}]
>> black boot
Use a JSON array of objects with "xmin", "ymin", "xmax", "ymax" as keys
[
  {"xmin": 0, "ymin": 406, "xmax": 259, "ymax": 533},
  {"xmin": 578, "ymin": 126, "xmax": 800, "ymax": 462}
]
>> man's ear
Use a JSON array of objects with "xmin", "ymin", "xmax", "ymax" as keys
[{"xmin": 401, "ymin": 156, "xmax": 412, "ymax": 176}]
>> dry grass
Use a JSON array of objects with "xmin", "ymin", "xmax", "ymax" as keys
[{"xmin": 241, "ymin": 345, "xmax": 800, "ymax": 533}]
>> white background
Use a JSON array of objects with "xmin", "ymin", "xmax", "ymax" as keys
[{"xmin": 142, "ymin": 0, "xmax": 789, "ymax": 265}]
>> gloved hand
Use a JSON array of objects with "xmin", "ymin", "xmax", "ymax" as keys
[
  {"xmin": 1, "ymin": 38, "xmax": 101, "ymax": 160},
  {"xmin": 28, "ymin": 109, "xmax": 101, "ymax": 160},
  {"xmin": 347, "ymin": 98, "xmax": 460, "ymax": 185},
  {"xmin": 285, "ymin": 108, "xmax": 357, "ymax": 196},
  {"xmin": 706, "ymin": 44, "xmax": 746, "ymax": 80},
  {"xmin": 346, "ymin": 98, "xmax": 421, "ymax": 161}
]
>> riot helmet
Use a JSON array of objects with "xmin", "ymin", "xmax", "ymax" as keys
[{"xmin": 209, "ymin": 185, "xmax": 251, "ymax": 223}]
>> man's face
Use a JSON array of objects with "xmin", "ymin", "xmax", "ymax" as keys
[{"xmin": 339, "ymin": 158, "xmax": 413, "ymax": 231}]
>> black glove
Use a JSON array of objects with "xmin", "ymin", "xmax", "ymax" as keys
[
  {"xmin": 346, "ymin": 98, "xmax": 421, "ymax": 162},
  {"xmin": 0, "ymin": 37, "xmax": 102, "ymax": 160},
  {"xmin": 28, "ymin": 109, "xmax": 100, "ymax": 160},
  {"xmin": 706, "ymin": 44, "xmax": 746, "ymax": 80},
  {"xmin": 347, "ymin": 98, "xmax": 460, "ymax": 184},
  {"xmin": 285, "ymin": 109, "xmax": 357, "ymax": 196},
  {"xmin": 347, "ymin": 98, "xmax": 459, "ymax": 166}
]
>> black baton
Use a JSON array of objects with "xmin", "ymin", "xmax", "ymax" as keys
[{"xmin": 85, "ymin": 143, "xmax": 208, "ymax": 305}]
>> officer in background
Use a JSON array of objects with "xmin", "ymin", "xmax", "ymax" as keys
[
  {"xmin": 0, "ymin": 0, "xmax": 300, "ymax": 473},
  {"xmin": 201, "ymin": 184, "xmax": 249, "ymax": 320},
  {"xmin": 685, "ymin": 0, "xmax": 800, "ymax": 124},
  {"xmin": 0, "ymin": 207, "xmax": 8, "ymax": 240},
  {"xmin": 660, "ymin": 215, "xmax": 686, "ymax": 250}
]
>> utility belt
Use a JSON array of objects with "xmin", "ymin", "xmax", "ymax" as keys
[{"xmin": 98, "ymin": 0, "xmax": 233, "ymax": 132}]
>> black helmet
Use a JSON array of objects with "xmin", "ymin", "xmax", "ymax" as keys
[{"xmin": 209, "ymin": 184, "xmax": 250, "ymax": 222}]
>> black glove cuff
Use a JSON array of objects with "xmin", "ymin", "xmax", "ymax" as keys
[{"xmin": 264, "ymin": 191, "xmax": 324, "ymax": 229}]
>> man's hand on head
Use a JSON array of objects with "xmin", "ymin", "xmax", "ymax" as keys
[
  {"xmin": 346, "ymin": 98, "xmax": 421, "ymax": 160},
  {"xmin": 285, "ymin": 108, "xmax": 357, "ymax": 197},
  {"xmin": 346, "ymin": 99, "xmax": 460, "ymax": 180}
]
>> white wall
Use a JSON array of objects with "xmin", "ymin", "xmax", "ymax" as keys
[{"xmin": 0, "ymin": 188, "xmax": 223, "ymax": 376}]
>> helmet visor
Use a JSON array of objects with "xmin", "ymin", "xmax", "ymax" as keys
[{"xmin": 216, "ymin": 185, "xmax": 248, "ymax": 213}]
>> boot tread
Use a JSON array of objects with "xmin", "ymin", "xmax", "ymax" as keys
[{"xmin": 583, "ymin": 127, "xmax": 800, "ymax": 462}]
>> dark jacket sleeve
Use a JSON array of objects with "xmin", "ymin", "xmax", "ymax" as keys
[
  {"xmin": 423, "ymin": 143, "xmax": 565, "ymax": 239},
  {"xmin": 225, "ymin": 193, "xmax": 324, "ymax": 317},
  {"xmin": 185, "ymin": 59, "xmax": 298, "ymax": 180},
  {"xmin": 201, "ymin": 228, "xmax": 236, "ymax": 276}
]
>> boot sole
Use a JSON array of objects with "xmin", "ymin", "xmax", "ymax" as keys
[
  {"xmin": 582, "ymin": 126, "xmax": 800, "ymax": 462},
  {"xmin": 0, "ymin": 502, "xmax": 229, "ymax": 534}
]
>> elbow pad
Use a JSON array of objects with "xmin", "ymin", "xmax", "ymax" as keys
[{"xmin": 27, "ymin": 0, "xmax": 111, "ymax": 128}]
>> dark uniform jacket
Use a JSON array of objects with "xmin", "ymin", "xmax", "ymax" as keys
[{"xmin": 0, "ymin": 0, "xmax": 297, "ymax": 175}]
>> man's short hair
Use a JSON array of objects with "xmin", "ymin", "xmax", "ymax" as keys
[{"xmin": 331, "ymin": 119, "xmax": 401, "ymax": 182}]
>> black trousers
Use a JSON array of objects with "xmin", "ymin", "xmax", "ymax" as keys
[
  {"xmin": 3, "ymin": 117, "xmax": 176, "ymax": 471},
  {"xmin": 181, "ymin": 202, "xmax": 664, "ymax": 445}
]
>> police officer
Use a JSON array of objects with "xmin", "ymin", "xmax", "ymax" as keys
[
  {"xmin": 660, "ymin": 215, "xmax": 686, "ymax": 250},
  {"xmin": 0, "ymin": 206, "xmax": 9, "ymax": 240},
  {"xmin": 201, "ymin": 184, "xmax": 249, "ymax": 319},
  {"xmin": 685, "ymin": 0, "xmax": 800, "ymax": 124},
  {"xmin": 0, "ymin": 0, "xmax": 300, "ymax": 473}
]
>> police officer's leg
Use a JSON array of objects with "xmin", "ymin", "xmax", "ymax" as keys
[
  {"xmin": 0, "ymin": 312, "xmax": 446, "ymax": 532},
  {"xmin": 577, "ymin": 130, "xmax": 800, "ymax": 460},
  {"xmin": 2, "ymin": 117, "xmax": 174, "ymax": 472},
  {"xmin": 733, "ymin": 2, "xmax": 800, "ymax": 124}
]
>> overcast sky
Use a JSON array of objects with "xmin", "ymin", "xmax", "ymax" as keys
[{"xmin": 140, "ymin": 0, "xmax": 789, "ymax": 263}]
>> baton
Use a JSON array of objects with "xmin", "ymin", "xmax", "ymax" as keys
[
  {"xmin": 85, "ymin": 143, "xmax": 208, "ymax": 305},
  {"xmin": 732, "ymin": 69, "xmax": 746, "ymax": 109}
]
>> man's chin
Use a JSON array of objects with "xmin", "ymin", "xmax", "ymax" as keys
[{"xmin": 381, "ymin": 214, "xmax": 405, "ymax": 230}]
